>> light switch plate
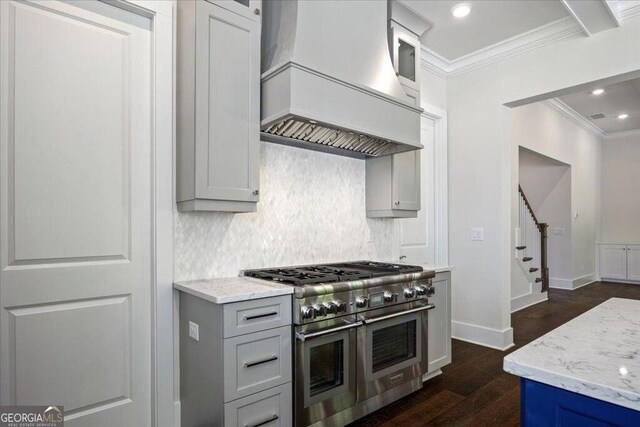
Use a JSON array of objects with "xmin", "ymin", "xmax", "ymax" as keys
[
  {"xmin": 553, "ymin": 227, "xmax": 565, "ymax": 236},
  {"xmin": 471, "ymin": 228, "xmax": 484, "ymax": 241},
  {"xmin": 188, "ymin": 321, "xmax": 199, "ymax": 341}
]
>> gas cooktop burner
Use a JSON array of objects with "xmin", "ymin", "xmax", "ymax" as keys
[{"xmin": 243, "ymin": 261, "xmax": 422, "ymax": 286}]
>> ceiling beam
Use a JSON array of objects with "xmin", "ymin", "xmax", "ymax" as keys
[{"xmin": 561, "ymin": 0, "xmax": 620, "ymax": 36}]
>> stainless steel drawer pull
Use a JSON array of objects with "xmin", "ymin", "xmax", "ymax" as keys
[
  {"xmin": 246, "ymin": 414, "xmax": 278, "ymax": 427},
  {"xmin": 244, "ymin": 311, "xmax": 278, "ymax": 321},
  {"xmin": 296, "ymin": 321, "xmax": 360, "ymax": 341},
  {"xmin": 361, "ymin": 303, "xmax": 435, "ymax": 325},
  {"xmin": 244, "ymin": 356, "xmax": 278, "ymax": 368}
]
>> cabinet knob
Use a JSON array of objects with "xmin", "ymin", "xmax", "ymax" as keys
[
  {"xmin": 254, "ymin": 8, "xmax": 260, "ymax": 15},
  {"xmin": 394, "ymin": 201, "xmax": 400, "ymax": 206},
  {"xmin": 252, "ymin": 189, "xmax": 259, "ymax": 196}
]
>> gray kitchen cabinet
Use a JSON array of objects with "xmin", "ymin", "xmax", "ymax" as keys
[
  {"xmin": 426, "ymin": 271, "xmax": 452, "ymax": 375},
  {"xmin": 366, "ymin": 150, "xmax": 420, "ymax": 218},
  {"xmin": 177, "ymin": 0, "xmax": 261, "ymax": 213},
  {"xmin": 179, "ymin": 292, "xmax": 292, "ymax": 426}
]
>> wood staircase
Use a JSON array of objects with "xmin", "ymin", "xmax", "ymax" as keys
[{"xmin": 517, "ymin": 185, "xmax": 549, "ymax": 293}]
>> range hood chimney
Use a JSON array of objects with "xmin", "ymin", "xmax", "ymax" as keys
[{"xmin": 261, "ymin": 0, "xmax": 423, "ymax": 158}]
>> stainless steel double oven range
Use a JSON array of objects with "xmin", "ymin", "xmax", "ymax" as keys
[{"xmin": 244, "ymin": 261, "xmax": 436, "ymax": 426}]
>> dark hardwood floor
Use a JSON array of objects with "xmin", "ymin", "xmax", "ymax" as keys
[{"xmin": 349, "ymin": 281, "xmax": 640, "ymax": 426}]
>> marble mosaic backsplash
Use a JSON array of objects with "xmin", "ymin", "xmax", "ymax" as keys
[{"xmin": 174, "ymin": 142, "xmax": 394, "ymax": 281}]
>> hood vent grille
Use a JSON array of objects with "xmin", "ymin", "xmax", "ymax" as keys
[
  {"xmin": 263, "ymin": 117, "xmax": 395, "ymax": 157},
  {"xmin": 590, "ymin": 113, "xmax": 606, "ymax": 120}
]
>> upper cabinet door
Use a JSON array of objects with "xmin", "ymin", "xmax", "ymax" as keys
[
  {"xmin": 627, "ymin": 245, "xmax": 640, "ymax": 282},
  {"xmin": 194, "ymin": 2, "xmax": 260, "ymax": 204},
  {"xmin": 600, "ymin": 245, "xmax": 627, "ymax": 280},
  {"xmin": 392, "ymin": 150, "xmax": 421, "ymax": 211}
]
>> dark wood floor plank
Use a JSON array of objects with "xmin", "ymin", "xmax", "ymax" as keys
[{"xmin": 349, "ymin": 282, "xmax": 640, "ymax": 427}]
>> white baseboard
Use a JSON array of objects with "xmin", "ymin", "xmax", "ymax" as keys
[
  {"xmin": 452, "ymin": 320, "xmax": 514, "ymax": 350},
  {"xmin": 550, "ymin": 273, "xmax": 596, "ymax": 290},
  {"xmin": 422, "ymin": 369, "xmax": 442, "ymax": 382},
  {"xmin": 600, "ymin": 278, "xmax": 640, "ymax": 285},
  {"xmin": 174, "ymin": 401, "xmax": 181, "ymax": 427},
  {"xmin": 511, "ymin": 291, "xmax": 548, "ymax": 313}
]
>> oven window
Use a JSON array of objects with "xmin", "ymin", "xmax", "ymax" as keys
[
  {"xmin": 309, "ymin": 340, "xmax": 344, "ymax": 397},
  {"xmin": 372, "ymin": 320, "xmax": 417, "ymax": 373}
]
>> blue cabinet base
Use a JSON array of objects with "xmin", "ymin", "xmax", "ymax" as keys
[{"xmin": 521, "ymin": 378, "xmax": 640, "ymax": 426}]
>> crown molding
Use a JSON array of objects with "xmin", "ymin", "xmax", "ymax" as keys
[
  {"xmin": 544, "ymin": 98, "xmax": 606, "ymax": 138},
  {"xmin": 619, "ymin": 2, "xmax": 640, "ymax": 21},
  {"xmin": 420, "ymin": 17, "xmax": 582, "ymax": 78},
  {"xmin": 604, "ymin": 128, "xmax": 640, "ymax": 139}
]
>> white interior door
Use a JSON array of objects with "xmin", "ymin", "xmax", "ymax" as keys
[
  {"xmin": 0, "ymin": 1, "xmax": 152, "ymax": 426},
  {"xmin": 395, "ymin": 117, "xmax": 435, "ymax": 265}
]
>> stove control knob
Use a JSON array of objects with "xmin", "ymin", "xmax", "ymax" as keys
[
  {"xmin": 313, "ymin": 304, "xmax": 326, "ymax": 317},
  {"xmin": 323, "ymin": 301, "xmax": 338, "ymax": 314},
  {"xmin": 333, "ymin": 300, "xmax": 347, "ymax": 313},
  {"xmin": 383, "ymin": 291, "xmax": 398, "ymax": 303},
  {"xmin": 415, "ymin": 285, "xmax": 427, "ymax": 296},
  {"xmin": 355, "ymin": 296, "xmax": 369, "ymax": 308},
  {"xmin": 301, "ymin": 305, "xmax": 315, "ymax": 320},
  {"xmin": 404, "ymin": 288, "xmax": 416, "ymax": 299}
]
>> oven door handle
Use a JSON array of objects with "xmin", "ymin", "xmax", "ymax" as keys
[
  {"xmin": 295, "ymin": 321, "xmax": 360, "ymax": 341},
  {"xmin": 361, "ymin": 303, "xmax": 436, "ymax": 325}
]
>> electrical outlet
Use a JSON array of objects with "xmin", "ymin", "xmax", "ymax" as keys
[
  {"xmin": 188, "ymin": 321, "xmax": 199, "ymax": 341},
  {"xmin": 471, "ymin": 228, "xmax": 484, "ymax": 241},
  {"xmin": 368, "ymin": 229, "xmax": 375, "ymax": 242},
  {"xmin": 553, "ymin": 227, "xmax": 565, "ymax": 236}
]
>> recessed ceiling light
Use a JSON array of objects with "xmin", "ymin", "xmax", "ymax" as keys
[
  {"xmin": 618, "ymin": 114, "xmax": 629, "ymax": 119},
  {"xmin": 451, "ymin": 3, "xmax": 471, "ymax": 18},
  {"xmin": 591, "ymin": 88, "xmax": 605, "ymax": 95}
]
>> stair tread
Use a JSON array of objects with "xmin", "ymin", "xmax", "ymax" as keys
[
  {"xmin": 516, "ymin": 246, "xmax": 526, "ymax": 250},
  {"xmin": 529, "ymin": 267, "xmax": 539, "ymax": 273},
  {"xmin": 535, "ymin": 278, "xmax": 543, "ymax": 283},
  {"xmin": 522, "ymin": 257, "xmax": 533, "ymax": 262}
]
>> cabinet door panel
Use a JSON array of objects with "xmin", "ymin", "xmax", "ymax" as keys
[
  {"xmin": 428, "ymin": 274, "xmax": 451, "ymax": 373},
  {"xmin": 627, "ymin": 245, "xmax": 640, "ymax": 282},
  {"xmin": 600, "ymin": 245, "xmax": 627, "ymax": 280},
  {"xmin": 195, "ymin": 2, "xmax": 260, "ymax": 202},
  {"xmin": 392, "ymin": 150, "xmax": 420, "ymax": 211}
]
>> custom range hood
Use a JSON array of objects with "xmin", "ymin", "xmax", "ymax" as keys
[{"xmin": 260, "ymin": 0, "xmax": 423, "ymax": 158}]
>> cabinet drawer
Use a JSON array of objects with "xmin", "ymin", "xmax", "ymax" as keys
[
  {"xmin": 224, "ymin": 326, "xmax": 292, "ymax": 401},
  {"xmin": 224, "ymin": 383, "xmax": 292, "ymax": 427},
  {"xmin": 224, "ymin": 296, "xmax": 291, "ymax": 338}
]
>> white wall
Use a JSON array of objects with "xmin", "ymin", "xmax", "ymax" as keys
[
  {"xmin": 421, "ymin": 66, "xmax": 447, "ymax": 110},
  {"xmin": 174, "ymin": 142, "xmax": 394, "ymax": 281},
  {"xmin": 513, "ymin": 103, "xmax": 601, "ymax": 287},
  {"xmin": 444, "ymin": 16, "xmax": 640, "ymax": 349},
  {"xmin": 601, "ymin": 132, "xmax": 640, "ymax": 243}
]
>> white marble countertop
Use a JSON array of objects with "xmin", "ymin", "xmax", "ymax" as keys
[
  {"xmin": 173, "ymin": 276, "xmax": 294, "ymax": 304},
  {"xmin": 504, "ymin": 298, "xmax": 640, "ymax": 410}
]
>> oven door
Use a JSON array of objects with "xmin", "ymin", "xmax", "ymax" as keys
[
  {"xmin": 295, "ymin": 317, "xmax": 359, "ymax": 427},
  {"xmin": 357, "ymin": 303, "xmax": 434, "ymax": 401}
]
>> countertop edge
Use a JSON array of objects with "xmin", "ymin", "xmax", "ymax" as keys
[
  {"xmin": 504, "ymin": 351, "xmax": 640, "ymax": 411},
  {"xmin": 173, "ymin": 278, "xmax": 294, "ymax": 304}
]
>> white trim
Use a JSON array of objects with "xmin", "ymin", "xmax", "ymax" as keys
[
  {"xmin": 549, "ymin": 273, "xmax": 596, "ymax": 290},
  {"xmin": 115, "ymin": 1, "xmax": 175, "ymax": 426},
  {"xmin": 511, "ymin": 291, "xmax": 548, "ymax": 313},
  {"xmin": 604, "ymin": 128, "xmax": 640, "ymax": 139},
  {"xmin": 603, "ymin": 0, "xmax": 622, "ymax": 27},
  {"xmin": 420, "ymin": 17, "xmax": 582, "ymax": 78},
  {"xmin": 452, "ymin": 321, "xmax": 514, "ymax": 351},
  {"xmin": 422, "ymin": 369, "xmax": 442, "ymax": 382},
  {"xmin": 544, "ymin": 98, "xmax": 606, "ymax": 138},
  {"xmin": 619, "ymin": 2, "xmax": 640, "ymax": 21},
  {"xmin": 600, "ymin": 278, "xmax": 640, "ymax": 284}
]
